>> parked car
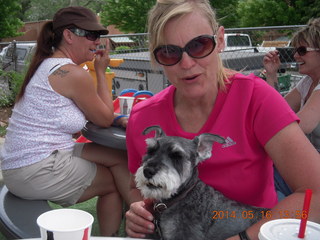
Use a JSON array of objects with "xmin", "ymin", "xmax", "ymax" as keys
[
  {"xmin": 1, "ymin": 42, "xmax": 36, "ymax": 72},
  {"xmin": 223, "ymin": 33, "xmax": 256, "ymax": 52},
  {"xmin": 256, "ymin": 40, "xmax": 291, "ymax": 53},
  {"xmin": 0, "ymin": 46, "xmax": 9, "ymax": 63}
]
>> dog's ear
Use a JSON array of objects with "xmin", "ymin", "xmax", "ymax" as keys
[
  {"xmin": 142, "ymin": 125, "xmax": 166, "ymax": 138},
  {"xmin": 194, "ymin": 133, "xmax": 225, "ymax": 163}
]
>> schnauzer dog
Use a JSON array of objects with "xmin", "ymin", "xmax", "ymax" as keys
[{"xmin": 135, "ymin": 125, "xmax": 267, "ymax": 240}]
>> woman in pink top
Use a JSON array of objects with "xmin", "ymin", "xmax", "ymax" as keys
[{"xmin": 125, "ymin": 0, "xmax": 320, "ymax": 239}]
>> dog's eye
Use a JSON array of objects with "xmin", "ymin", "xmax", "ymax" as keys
[
  {"xmin": 147, "ymin": 146, "xmax": 157, "ymax": 156},
  {"xmin": 145, "ymin": 140, "xmax": 159, "ymax": 156},
  {"xmin": 168, "ymin": 151, "xmax": 182, "ymax": 160}
]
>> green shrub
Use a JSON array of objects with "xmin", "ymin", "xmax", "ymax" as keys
[
  {"xmin": 0, "ymin": 69, "xmax": 25, "ymax": 107},
  {"xmin": 0, "ymin": 125, "xmax": 7, "ymax": 137},
  {"xmin": 0, "ymin": 92, "xmax": 11, "ymax": 108},
  {"xmin": 114, "ymin": 46, "xmax": 131, "ymax": 54}
]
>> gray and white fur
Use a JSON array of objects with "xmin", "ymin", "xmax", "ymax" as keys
[{"xmin": 135, "ymin": 125, "xmax": 267, "ymax": 240}]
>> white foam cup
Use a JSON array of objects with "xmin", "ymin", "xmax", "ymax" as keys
[
  {"xmin": 259, "ymin": 219, "xmax": 320, "ymax": 240},
  {"xmin": 37, "ymin": 209, "xmax": 94, "ymax": 240},
  {"xmin": 118, "ymin": 96, "xmax": 135, "ymax": 115}
]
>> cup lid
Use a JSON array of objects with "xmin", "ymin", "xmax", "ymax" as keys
[{"xmin": 259, "ymin": 219, "xmax": 320, "ymax": 240}]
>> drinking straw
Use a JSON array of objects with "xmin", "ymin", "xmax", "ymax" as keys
[{"xmin": 298, "ymin": 189, "xmax": 312, "ymax": 238}]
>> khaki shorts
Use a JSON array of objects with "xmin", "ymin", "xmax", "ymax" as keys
[{"xmin": 2, "ymin": 143, "xmax": 97, "ymax": 207}]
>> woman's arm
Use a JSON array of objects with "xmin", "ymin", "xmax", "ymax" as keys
[
  {"xmin": 263, "ymin": 51, "xmax": 302, "ymax": 113},
  {"xmin": 61, "ymin": 64, "xmax": 114, "ymax": 127},
  {"xmin": 283, "ymin": 88, "xmax": 302, "ymax": 113},
  {"xmin": 232, "ymin": 122, "xmax": 320, "ymax": 240},
  {"xmin": 93, "ymin": 40, "xmax": 113, "ymax": 112},
  {"xmin": 125, "ymin": 174, "xmax": 155, "ymax": 238},
  {"xmin": 296, "ymin": 89, "xmax": 320, "ymax": 134},
  {"xmin": 49, "ymin": 45, "xmax": 114, "ymax": 127},
  {"xmin": 263, "ymin": 50, "xmax": 280, "ymax": 90}
]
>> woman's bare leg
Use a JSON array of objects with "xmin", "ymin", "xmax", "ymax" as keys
[
  {"xmin": 96, "ymin": 190, "xmax": 122, "ymax": 236},
  {"xmin": 81, "ymin": 143, "xmax": 132, "ymax": 205},
  {"xmin": 78, "ymin": 165, "xmax": 123, "ymax": 236}
]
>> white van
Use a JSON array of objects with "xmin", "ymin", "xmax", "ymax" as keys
[
  {"xmin": 1, "ymin": 42, "xmax": 36, "ymax": 72},
  {"xmin": 224, "ymin": 33, "xmax": 255, "ymax": 52}
]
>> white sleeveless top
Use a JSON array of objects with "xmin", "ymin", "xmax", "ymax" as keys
[
  {"xmin": 296, "ymin": 76, "xmax": 320, "ymax": 152},
  {"xmin": 1, "ymin": 58, "xmax": 86, "ymax": 170}
]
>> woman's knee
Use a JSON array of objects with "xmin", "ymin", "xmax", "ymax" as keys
[
  {"xmin": 92, "ymin": 166, "xmax": 119, "ymax": 193},
  {"xmin": 82, "ymin": 143, "xmax": 128, "ymax": 166}
]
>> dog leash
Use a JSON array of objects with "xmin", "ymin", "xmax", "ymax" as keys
[
  {"xmin": 153, "ymin": 215, "xmax": 164, "ymax": 239},
  {"xmin": 152, "ymin": 179, "xmax": 201, "ymax": 239}
]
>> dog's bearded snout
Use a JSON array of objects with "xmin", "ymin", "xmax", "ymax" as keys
[
  {"xmin": 142, "ymin": 160, "xmax": 161, "ymax": 179},
  {"xmin": 143, "ymin": 166, "xmax": 157, "ymax": 179}
]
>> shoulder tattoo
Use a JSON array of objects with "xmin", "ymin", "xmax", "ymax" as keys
[{"xmin": 52, "ymin": 68, "xmax": 69, "ymax": 77}]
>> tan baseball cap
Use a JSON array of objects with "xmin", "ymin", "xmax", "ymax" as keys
[{"xmin": 53, "ymin": 6, "xmax": 108, "ymax": 34}]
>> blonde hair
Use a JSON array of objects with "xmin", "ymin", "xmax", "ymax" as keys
[
  {"xmin": 291, "ymin": 18, "xmax": 320, "ymax": 48},
  {"xmin": 148, "ymin": 0, "xmax": 232, "ymax": 89}
]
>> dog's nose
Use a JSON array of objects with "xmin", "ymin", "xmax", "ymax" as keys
[{"xmin": 143, "ymin": 167, "xmax": 157, "ymax": 179}]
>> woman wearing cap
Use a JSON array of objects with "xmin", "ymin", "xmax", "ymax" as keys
[
  {"xmin": 125, "ymin": 1, "xmax": 320, "ymax": 239},
  {"xmin": 1, "ymin": 6, "xmax": 130, "ymax": 236}
]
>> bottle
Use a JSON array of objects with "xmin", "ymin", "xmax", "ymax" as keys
[{"xmin": 122, "ymin": 99, "xmax": 128, "ymax": 115}]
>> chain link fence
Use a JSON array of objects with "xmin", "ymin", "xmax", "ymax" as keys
[{"xmin": 0, "ymin": 25, "xmax": 306, "ymax": 95}]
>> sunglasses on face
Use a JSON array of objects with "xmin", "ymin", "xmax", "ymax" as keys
[
  {"xmin": 153, "ymin": 35, "xmax": 216, "ymax": 66},
  {"xmin": 68, "ymin": 28, "xmax": 101, "ymax": 41},
  {"xmin": 294, "ymin": 46, "xmax": 320, "ymax": 56}
]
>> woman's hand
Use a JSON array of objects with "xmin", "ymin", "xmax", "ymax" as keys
[
  {"xmin": 94, "ymin": 40, "xmax": 110, "ymax": 73},
  {"xmin": 117, "ymin": 116, "xmax": 128, "ymax": 128},
  {"xmin": 113, "ymin": 114, "xmax": 128, "ymax": 128},
  {"xmin": 263, "ymin": 50, "xmax": 280, "ymax": 75},
  {"xmin": 263, "ymin": 50, "xmax": 281, "ymax": 89},
  {"xmin": 125, "ymin": 200, "xmax": 155, "ymax": 238}
]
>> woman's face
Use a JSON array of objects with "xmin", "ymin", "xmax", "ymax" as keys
[
  {"xmin": 160, "ymin": 11, "xmax": 225, "ymax": 99},
  {"xmin": 77, "ymin": 39, "xmax": 102, "ymax": 65},
  {"xmin": 64, "ymin": 28, "xmax": 102, "ymax": 64},
  {"xmin": 294, "ymin": 42, "xmax": 320, "ymax": 79}
]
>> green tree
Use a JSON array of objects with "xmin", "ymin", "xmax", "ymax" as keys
[
  {"xmin": 210, "ymin": 0, "xmax": 240, "ymax": 28},
  {"xmin": 237, "ymin": 0, "xmax": 298, "ymax": 27},
  {"xmin": 23, "ymin": 0, "xmax": 107, "ymax": 21},
  {"xmin": 100, "ymin": 0, "xmax": 156, "ymax": 33},
  {"xmin": 17, "ymin": 0, "xmax": 32, "ymax": 21},
  {"xmin": 0, "ymin": 0, "xmax": 23, "ymax": 40},
  {"xmin": 100, "ymin": 0, "xmax": 243, "ymax": 33},
  {"xmin": 236, "ymin": 0, "xmax": 320, "ymax": 27},
  {"xmin": 293, "ymin": 0, "xmax": 320, "ymax": 24}
]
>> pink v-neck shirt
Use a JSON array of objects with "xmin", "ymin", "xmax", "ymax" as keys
[{"xmin": 127, "ymin": 73, "xmax": 298, "ymax": 208}]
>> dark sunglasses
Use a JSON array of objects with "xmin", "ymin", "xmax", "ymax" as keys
[
  {"xmin": 153, "ymin": 35, "xmax": 216, "ymax": 66},
  {"xmin": 294, "ymin": 46, "xmax": 320, "ymax": 56},
  {"xmin": 68, "ymin": 28, "xmax": 101, "ymax": 41}
]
